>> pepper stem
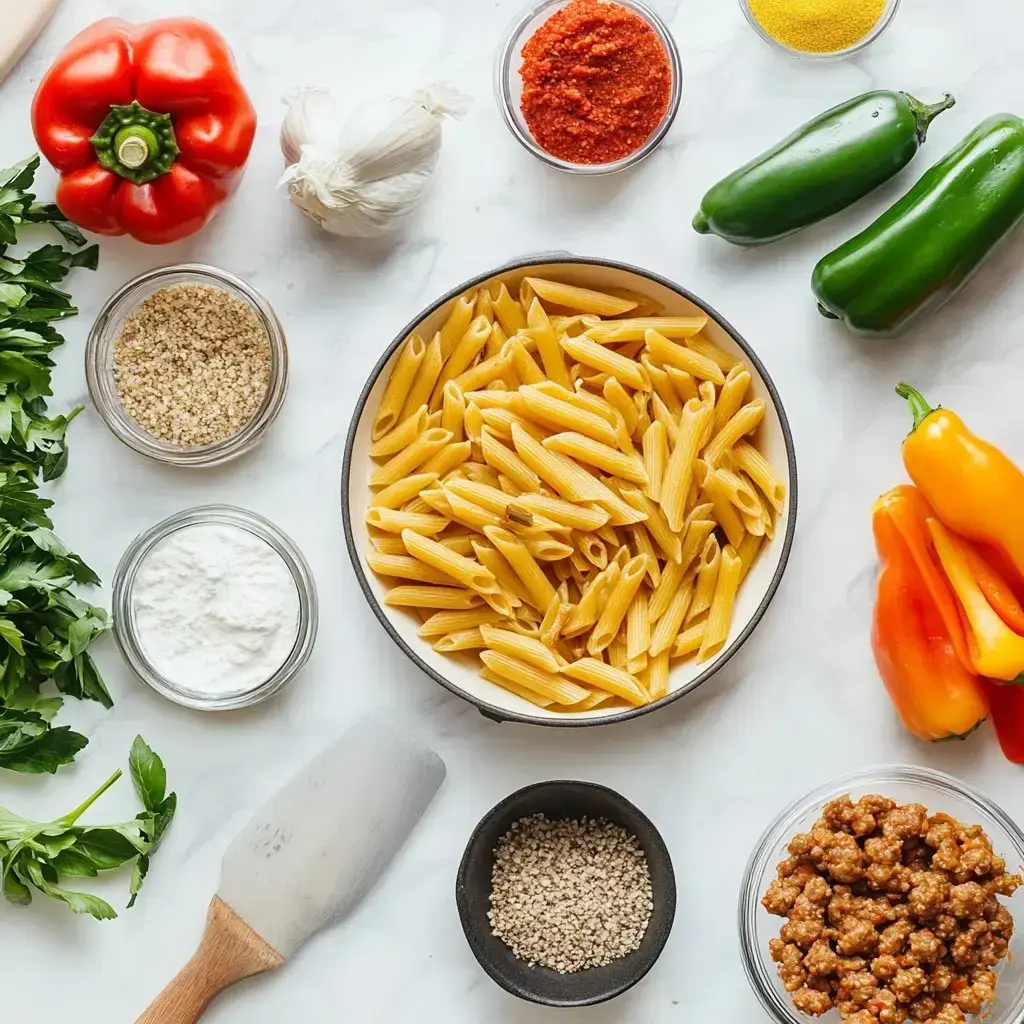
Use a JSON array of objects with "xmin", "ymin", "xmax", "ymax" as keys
[
  {"xmin": 906, "ymin": 93, "xmax": 956, "ymax": 143},
  {"xmin": 90, "ymin": 101, "xmax": 178, "ymax": 185},
  {"xmin": 895, "ymin": 383, "xmax": 936, "ymax": 432}
]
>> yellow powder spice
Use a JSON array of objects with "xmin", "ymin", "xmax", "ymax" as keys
[{"xmin": 748, "ymin": 0, "xmax": 887, "ymax": 53}]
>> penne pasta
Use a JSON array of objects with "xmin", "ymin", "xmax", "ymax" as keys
[
  {"xmin": 491, "ymin": 283, "xmax": 527, "ymax": 336},
  {"xmin": 451, "ymin": 346, "xmax": 513, "ymax": 394},
  {"xmin": 562, "ymin": 333, "xmax": 648, "ymax": 390},
  {"xmin": 585, "ymin": 316, "xmax": 707, "ymax": 343},
  {"xmin": 563, "ymin": 658, "xmax": 650, "ymax": 706},
  {"xmin": 543, "ymin": 433, "xmax": 649, "ymax": 486},
  {"xmin": 565, "ymin": 563, "xmax": 618, "ymax": 636},
  {"xmin": 419, "ymin": 439, "xmax": 472, "ymax": 478},
  {"xmin": 519, "ymin": 385, "xmax": 618, "ymax": 446},
  {"xmin": 370, "ymin": 472, "xmax": 438, "ymax": 510},
  {"xmin": 371, "ymin": 405, "xmax": 428, "ymax": 459},
  {"xmin": 664, "ymin": 365, "xmax": 699, "ymax": 404},
  {"xmin": 374, "ymin": 334, "xmax": 427, "ymax": 440},
  {"xmin": 646, "ymin": 650, "xmax": 670, "ymax": 700},
  {"xmin": 508, "ymin": 336, "xmax": 546, "ymax": 385},
  {"xmin": 483, "ymin": 525, "xmax": 558, "ymax": 611},
  {"xmin": 574, "ymin": 530, "xmax": 608, "ymax": 569},
  {"xmin": 686, "ymin": 535, "xmax": 721, "ymax": 624},
  {"xmin": 732, "ymin": 440, "xmax": 786, "ymax": 513},
  {"xmin": 481, "ymin": 428, "xmax": 542, "ymax": 493},
  {"xmin": 648, "ymin": 558, "xmax": 686, "ymax": 623},
  {"xmin": 645, "ymin": 329, "xmax": 726, "ymax": 385},
  {"xmin": 480, "ymin": 650, "xmax": 589, "ymax": 705},
  {"xmin": 511, "ymin": 424, "xmax": 616, "ymax": 504},
  {"xmin": 671, "ymin": 622, "xmax": 707, "ymax": 659},
  {"xmin": 480, "ymin": 667, "xmax": 555, "ymax": 708},
  {"xmin": 626, "ymin": 587, "xmax": 650, "ymax": 669},
  {"xmin": 400, "ymin": 333, "xmax": 444, "ymax": 422},
  {"xmin": 603, "ymin": 377, "xmax": 638, "ymax": 434},
  {"xmin": 737, "ymin": 531, "xmax": 763, "ymax": 582},
  {"xmin": 365, "ymin": 507, "xmax": 448, "ymax": 536},
  {"xmin": 384, "ymin": 586, "xmax": 483, "ymax": 610},
  {"xmin": 439, "ymin": 294, "xmax": 477, "ymax": 360},
  {"xmin": 713, "ymin": 365, "xmax": 752, "ymax": 433},
  {"xmin": 641, "ymin": 356, "xmax": 682, "ymax": 417},
  {"xmin": 433, "ymin": 628, "xmax": 487, "ymax": 653},
  {"xmin": 441, "ymin": 381, "xmax": 467, "ymax": 442},
  {"xmin": 401, "ymin": 530, "xmax": 505, "ymax": 602},
  {"xmin": 526, "ymin": 297, "xmax": 572, "ymax": 390},
  {"xmin": 659, "ymin": 399, "xmax": 710, "ymax": 533},
  {"xmin": 703, "ymin": 399, "xmax": 767, "ymax": 465},
  {"xmin": 649, "ymin": 572, "xmax": 695, "ymax": 657},
  {"xmin": 479, "ymin": 624, "xmax": 561, "ymax": 673},
  {"xmin": 479, "ymin": 406, "xmax": 546, "ymax": 443},
  {"xmin": 697, "ymin": 545, "xmax": 742, "ymax": 662},
  {"xmin": 699, "ymin": 468, "xmax": 746, "ymax": 549},
  {"xmin": 588, "ymin": 554, "xmax": 647, "ymax": 654},
  {"xmin": 367, "ymin": 552, "xmax": 456, "ymax": 585},
  {"xmin": 627, "ymin": 524, "xmax": 661, "ymax": 586},
  {"xmin": 642, "ymin": 420, "xmax": 668, "ymax": 502},
  {"xmin": 432, "ymin": 315, "xmax": 491, "ymax": 410},
  {"xmin": 512, "ymin": 493, "xmax": 609, "ymax": 531},
  {"xmin": 524, "ymin": 277, "xmax": 638, "ymax": 316},
  {"xmin": 369, "ymin": 427, "xmax": 452, "ymax": 488},
  {"xmin": 686, "ymin": 333, "xmax": 741, "ymax": 372},
  {"xmin": 418, "ymin": 607, "xmax": 505, "ymax": 637},
  {"xmin": 619, "ymin": 488, "xmax": 681, "ymax": 563}
]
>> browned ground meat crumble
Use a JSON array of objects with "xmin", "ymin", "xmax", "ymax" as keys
[{"xmin": 763, "ymin": 795, "xmax": 1021, "ymax": 1023}]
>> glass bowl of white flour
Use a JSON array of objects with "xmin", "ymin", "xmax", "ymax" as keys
[{"xmin": 112, "ymin": 505, "xmax": 318, "ymax": 709}]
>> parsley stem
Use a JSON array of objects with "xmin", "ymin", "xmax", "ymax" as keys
[{"xmin": 60, "ymin": 769, "xmax": 122, "ymax": 826}]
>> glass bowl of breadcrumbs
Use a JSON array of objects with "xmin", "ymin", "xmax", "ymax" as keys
[{"xmin": 86, "ymin": 264, "xmax": 288, "ymax": 467}]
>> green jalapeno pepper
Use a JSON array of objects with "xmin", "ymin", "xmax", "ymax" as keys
[
  {"xmin": 813, "ymin": 114, "xmax": 1024, "ymax": 337},
  {"xmin": 693, "ymin": 91, "xmax": 954, "ymax": 247}
]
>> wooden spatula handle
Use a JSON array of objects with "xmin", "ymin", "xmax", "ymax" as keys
[{"xmin": 135, "ymin": 897, "xmax": 285, "ymax": 1023}]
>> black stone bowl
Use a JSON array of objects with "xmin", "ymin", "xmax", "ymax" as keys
[{"xmin": 455, "ymin": 780, "xmax": 676, "ymax": 1007}]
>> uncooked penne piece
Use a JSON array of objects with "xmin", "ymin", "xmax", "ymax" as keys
[
  {"xmin": 384, "ymin": 586, "xmax": 483, "ymax": 610},
  {"xmin": 491, "ymin": 283, "xmax": 527, "ymax": 337},
  {"xmin": 649, "ymin": 573, "xmax": 695, "ymax": 657},
  {"xmin": 472, "ymin": 540, "xmax": 532, "ymax": 605},
  {"xmin": 439, "ymin": 534, "xmax": 477, "ymax": 556},
  {"xmin": 641, "ymin": 356, "xmax": 681, "ymax": 416},
  {"xmin": 475, "ymin": 287, "xmax": 494, "ymax": 326},
  {"xmin": 366, "ymin": 553, "xmax": 456, "ymax": 585},
  {"xmin": 432, "ymin": 315, "xmax": 491, "ymax": 410},
  {"xmin": 485, "ymin": 321, "xmax": 507, "ymax": 360},
  {"xmin": 589, "ymin": 554, "xmax": 647, "ymax": 654},
  {"xmin": 400, "ymin": 333, "xmax": 443, "ymax": 423},
  {"xmin": 699, "ymin": 468, "xmax": 746, "ymax": 549},
  {"xmin": 626, "ymin": 524, "xmax": 661, "ymax": 586},
  {"xmin": 645, "ymin": 329, "xmax": 726, "ymax": 385},
  {"xmin": 554, "ymin": 689, "xmax": 616, "ymax": 712},
  {"xmin": 417, "ymin": 607, "xmax": 504, "ymax": 637},
  {"xmin": 608, "ymin": 633, "xmax": 628, "ymax": 670},
  {"xmin": 564, "ymin": 563, "xmax": 618, "ymax": 637},
  {"xmin": 584, "ymin": 316, "xmax": 707, "ymax": 343},
  {"xmin": 451, "ymin": 347, "xmax": 513, "ymax": 395},
  {"xmin": 703, "ymin": 400, "xmax": 767, "ymax": 465},
  {"xmin": 619, "ymin": 488, "xmax": 681, "ymax": 564},
  {"xmin": 539, "ymin": 598, "xmax": 573, "ymax": 649},
  {"xmin": 737, "ymin": 531, "xmax": 763, "ymax": 581},
  {"xmin": 511, "ymin": 424, "xmax": 615, "ymax": 504},
  {"xmin": 671, "ymin": 622, "xmax": 707, "ymax": 659},
  {"xmin": 523, "ymin": 534, "xmax": 574, "ymax": 562},
  {"xmin": 369, "ymin": 428, "xmax": 452, "ymax": 488},
  {"xmin": 524, "ymin": 277, "xmax": 638, "ymax": 316},
  {"xmin": 419, "ymin": 440, "xmax": 472, "ymax": 478},
  {"xmin": 480, "ymin": 666, "xmax": 555, "ymax": 708},
  {"xmin": 525, "ymin": 297, "xmax": 572, "ymax": 390},
  {"xmin": 481, "ymin": 429, "xmax": 541, "ymax": 494},
  {"xmin": 561, "ymin": 333, "xmax": 648, "ymax": 390},
  {"xmin": 603, "ymin": 377, "xmax": 638, "ymax": 434},
  {"xmin": 401, "ymin": 531, "xmax": 505, "ymax": 602},
  {"xmin": 664, "ymin": 366, "xmax": 699, "ymax": 404},
  {"xmin": 659, "ymin": 399, "xmax": 710, "ymax": 533},
  {"xmin": 626, "ymin": 588, "xmax": 650, "ymax": 668},
  {"xmin": 563, "ymin": 658, "xmax": 650, "ymax": 706},
  {"xmin": 444, "ymin": 478, "xmax": 560, "ymax": 532},
  {"xmin": 680, "ymin": 517, "xmax": 716, "ymax": 573},
  {"xmin": 536, "ymin": 380, "xmax": 619, "ymax": 426},
  {"xmin": 651, "ymin": 393, "xmax": 680, "ymax": 447},
  {"xmin": 508, "ymin": 336, "xmax": 545, "ymax": 385},
  {"xmin": 374, "ymin": 334, "xmax": 427, "ymax": 440},
  {"xmin": 370, "ymin": 472, "xmax": 439, "ymax": 511},
  {"xmin": 479, "ymin": 624, "xmax": 561, "ymax": 673},
  {"xmin": 480, "ymin": 650, "xmax": 589, "ymax": 705},
  {"xmin": 686, "ymin": 535, "xmax": 721, "ymax": 624},
  {"xmin": 365, "ymin": 507, "xmax": 448, "ymax": 536},
  {"xmin": 641, "ymin": 421, "xmax": 668, "ymax": 503},
  {"xmin": 686, "ymin": 333, "xmax": 741, "ymax": 372},
  {"xmin": 713, "ymin": 464, "xmax": 762, "ymax": 519},
  {"xmin": 646, "ymin": 650, "xmax": 670, "ymax": 700},
  {"xmin": 713, "ymin": 365, "xmax": 752, "ymax": 433},
  {"xmin": 370, "ymin": 533, "xmax": 409, "ymax": 555},
  {"xmin": 439, "ymin": 294, "xmax": 477, "ymax": 360},
  {"xmin": 441, "ymin": 381, "xmax": 467, "ymax": 443},
  {"xmin": 512, "ymin": 493, "xmax": 609, "ymax": 531},
  {"xmin": 480, "ymin": 407, "xmax": 546, "ymax": 443},
  {"xmin": 648, "ymin": 558, "xmax": 686, "ymax": 623},
  {"xmin": 433, "ymin": 628, "xmax": 487, "ymax": 652},
  {"xmin": 483, "ymin": 525, "xmax": 557, "ymax": 612},
  {"xmin": 732, "ymin": 440, "xmax": 786, "ymax": 513},
  {"xmin": 543, "ymin": 433, "xmax": 649, "ymax": 486},
  {"xmin": 574, "ymin": 530, "xmax": 608, "ymax": 569},
  {"xmin": 371, "ymin": 405, "xmax": 428, "ymax": 460},
  {"xmin": 519, "ymin": 385, "xmax": 618, "ymax": 446},
  {"xmin": 461, "ymin": 462, "xmax": 503, "ymax": 488},
  {"xmin": 697, "ymin": 544, "xmax": 742, "ymax": 663}
]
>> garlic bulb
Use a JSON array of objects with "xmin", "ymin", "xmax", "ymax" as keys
[{"xmin": 278, "ymin": 84, "xmax": 469, "ymax": 238}]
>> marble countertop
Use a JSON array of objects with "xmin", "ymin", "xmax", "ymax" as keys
[{"xmin": 3, "ymin": 0, "xmax": 1024, "ymax": 1020}]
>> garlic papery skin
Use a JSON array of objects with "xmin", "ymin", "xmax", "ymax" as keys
[{"xmin": 278, "ymin": 84, "xmax": 468, "ymax": 238}]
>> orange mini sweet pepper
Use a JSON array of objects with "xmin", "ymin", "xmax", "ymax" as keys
[
  {"xmin": 871, "ymin": 487, "xmax": 988, "ymax": 740},
  {"xmin": 897, "ymin": 382, "xmax": 1024, "ymax": 583}
]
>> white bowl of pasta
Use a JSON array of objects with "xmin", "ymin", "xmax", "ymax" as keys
[{"xmin": 342, "ymin": 257, "xmax": 797, "ymax": 726}]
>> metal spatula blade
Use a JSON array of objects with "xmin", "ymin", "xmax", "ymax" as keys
[{"xmin": 217, "ymin": 714, "xmax": 446, "ymax": 958}]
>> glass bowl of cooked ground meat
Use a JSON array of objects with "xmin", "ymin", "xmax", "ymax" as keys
[
  {"xmin": 739, "ymin": 766, "xmax": 1024, "ymax": 1024},
  {"xmin": 86, "ymin": 264, "xmax": 288, "ymax": 468}
]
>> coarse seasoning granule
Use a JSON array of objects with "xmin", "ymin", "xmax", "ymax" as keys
[
  {"xmin": 519, "ymin": 0, "xmax": 672, "ymax": 164},
  {"xmin": 488, "ymin": 814, "xmax": 654, "ymax": 973},
  {"xmin": 748, "ymin": 0, "xmax": 887, "ymax": 53},
  {"xmin": 113, "ymin": 283, "xmax": 271, "ymax": 448}
]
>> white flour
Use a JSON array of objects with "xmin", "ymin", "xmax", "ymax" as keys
[{"xmin": 131, "ymin": 523, "xmax": 301, "ymax": 695}]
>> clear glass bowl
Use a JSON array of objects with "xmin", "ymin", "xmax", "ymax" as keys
[
  {"xmin": 739, "ymin": 765, "xmax": 1024, "ymax": 1024},
  {"xmin": 738, "ymin": 0, "xmax": 901, "ymax": 59},
  {"xmin": 112, "ymin": 504, "xmax": 318, "ymax": 710},
  {"xmin": 495, "ymin": 0, "xmax": 683, "ymax": 174},
  {"xmin": 86, "ymin": 263, "xmax": 289, "ymax": 468}
]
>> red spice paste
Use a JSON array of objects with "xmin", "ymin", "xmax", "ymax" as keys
[{"xmin": 519, "ymin": 0, "xmax": 672, "ymax": 165}]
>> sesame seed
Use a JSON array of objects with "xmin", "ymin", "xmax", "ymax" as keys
[
  {"xmin": 487, "ymin": 814, "xmax": 654, "ymax": 973},
  {"xmin": 112, "ymin": 283, "xmax": 271, "ymax": 448}
]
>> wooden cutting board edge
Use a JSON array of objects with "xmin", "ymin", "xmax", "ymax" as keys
[{"xmin": 0, "ymin": 0, "xmax": 61, "ymax": 85}]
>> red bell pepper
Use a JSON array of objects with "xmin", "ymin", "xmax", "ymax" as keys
[
  {"xmin": 982, "ymin": 680, "xmax": 1024, "ymax": 765},
  {"xmin": 31, "ymin": 18, "xmax": 256, "ymax": 245}
]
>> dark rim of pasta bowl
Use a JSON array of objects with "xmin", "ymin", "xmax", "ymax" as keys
[
  {"xmin": 455, "ymin": 780, "xmax": 677, "ymax": 1006},
  {"xmin": 340, "ymin": 254, "xmax": 799, "ymax": 727}
]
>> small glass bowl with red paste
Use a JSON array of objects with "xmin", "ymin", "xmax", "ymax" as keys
[{"xmin": 496, "ymin": 0, "xmax": 682, "ymax": 174}]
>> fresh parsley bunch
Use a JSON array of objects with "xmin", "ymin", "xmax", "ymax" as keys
[
  {"xmin": 0, "ymin": 156, "xmax": 108, "ymax": 775},
  {"xmin": 0, "ymin": 736, "xmax": 176, "ymax": 918}
]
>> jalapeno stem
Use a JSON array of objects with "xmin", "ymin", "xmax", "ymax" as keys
[
  {"xmin": 896, "ymin": 383, "xmax": 936, "ymax": 431},
  {"xmin": 906, "ymin": 93, "xmax": 956, "ymax": 143}
]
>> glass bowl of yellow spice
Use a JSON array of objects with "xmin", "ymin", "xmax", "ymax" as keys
[{"xmin": 740, "ymin": 0, "xmax": 900, "ymax": 59}]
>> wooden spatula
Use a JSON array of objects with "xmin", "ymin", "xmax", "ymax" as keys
[
  {"xmin": 135, "ymin": 715, "xmax": 446, "ymax": 1022},
  {"xmin": 0, "ymin": 0, "xmax": 60, "ymax": 84}
]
